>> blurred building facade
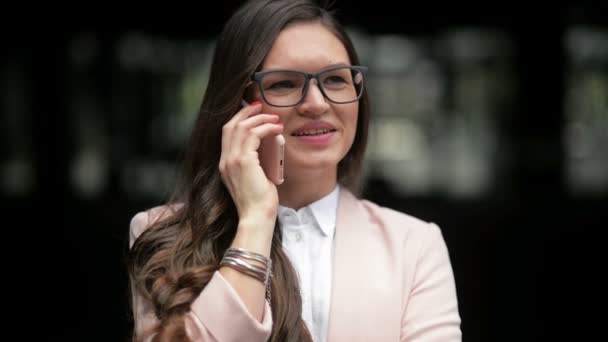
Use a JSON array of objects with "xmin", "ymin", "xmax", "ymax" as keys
[{"xmin": 2, "ymin": 3, "xmax": 606, "ymax": 341}]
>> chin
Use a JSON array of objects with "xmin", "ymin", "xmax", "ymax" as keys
[{"xmin": 287, "ymin": 150, "xmax": 345, "ymax": 173}]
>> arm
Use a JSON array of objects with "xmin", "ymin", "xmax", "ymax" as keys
[
  {"xmin": 218, "ymin": 219, "xmax": 274, "ymax": 324},
  {"xmin": 401, "ymin": 223, "xmax": 462, "ymax": 342},
  {"xmin": 129, "ymin": 211, "xmax": 274, "ymax": 342}
]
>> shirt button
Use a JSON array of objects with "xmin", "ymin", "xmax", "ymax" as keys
[{"xmin": 295, "ymin": 231, "xmax": 302, "ymax": 241}]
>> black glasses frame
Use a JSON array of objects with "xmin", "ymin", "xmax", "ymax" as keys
[{"xmin": 251, "ymin": 65, "xmax": 368, "ymax": 107}]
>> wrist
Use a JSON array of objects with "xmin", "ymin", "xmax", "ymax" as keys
[
  {"xmin": 240, "ymin": 204, "xmax": 278, "ymax": 224},
  {"xmin": 231, "ymin": 219, "xmax": 275, "ymax": 256},
  {"xmin": 238, "ymin": 214, "xmax": 276, "ymax": 234}
]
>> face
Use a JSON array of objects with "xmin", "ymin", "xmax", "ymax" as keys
[{"xmin": 254, "ymin": 21, "xmax": 359, "ymax": 182}]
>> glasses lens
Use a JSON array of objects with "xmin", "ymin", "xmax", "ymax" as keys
[
  {"xmin": 319, "ymin": 67, "xmax": 364, "ymax": 103},
  {"xmin": 260, "ymin": 71, "xmax": 306, "ymax": 106}
]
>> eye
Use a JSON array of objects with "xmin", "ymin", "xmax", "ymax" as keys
[
  {"xmin": 267, "ymin": 80, "xmax": 297, "ymax": 90},
  {"xmin": 323, "ymin": 75, "xmax": 350, "ymax": 90},
  {"xmin": 325, "ymin": 76, "xmax": 348, "ymax": 85}
]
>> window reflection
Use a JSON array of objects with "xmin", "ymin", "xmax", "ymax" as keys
[
  {"xmin": 564, "ymin": 27, "xmax": 608, "ymax": 195},
  {"xmin": 1, "ymin": 59, "xmax": 34, "ymax": 196},
  {"xmin": 356, "ymin": 28, "xmax": 515, "ymax": 198},
  {"xmin": 58, "ymin": 28, "xmax": 518, "ymax": 200}
]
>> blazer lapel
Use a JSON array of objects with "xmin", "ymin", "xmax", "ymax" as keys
[{"xmin": 327, "ymin": 188, "xmax": 378, "ymax": 340}]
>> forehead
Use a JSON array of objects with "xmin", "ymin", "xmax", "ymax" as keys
[{"xmin": 262, "ymin": 21, "xmax": 351, "ymax": 71}]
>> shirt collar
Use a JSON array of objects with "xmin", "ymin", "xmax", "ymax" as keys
[{"xmin": 278, "ymin": 184, "xmax": 340, "ymax": 237}]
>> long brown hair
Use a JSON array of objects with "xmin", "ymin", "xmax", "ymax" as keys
[{"xmin": 126, "ymin": 0, "xmax": 370, "ymax": 341}]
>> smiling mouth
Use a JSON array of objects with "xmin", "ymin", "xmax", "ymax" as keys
[{"xmin": 292, "ymin": 129, "xmax": 337, "ymax": 136}]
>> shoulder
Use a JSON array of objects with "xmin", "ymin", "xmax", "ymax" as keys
[
  {"xmin": 343, "ymin": 190, "xmax": 444, "ymax": 247},
  {"xmin": 129, "ymin": 203, "xmax": 183, "ymax": 247},
  {"xmin": 361, "ymin": 198, "xmax": 434, "ymax": 230},
  {"xmin": 350, "ymin": 194, "xmax": 454, "ymax": 276}
]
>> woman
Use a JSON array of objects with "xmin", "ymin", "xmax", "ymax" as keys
[{"xmin": 127, "ymin": 0, "xmax": 462, "ymax": 341}]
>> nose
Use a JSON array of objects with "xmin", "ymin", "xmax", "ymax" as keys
[{"xmin": 298, "ymin": 79, "xmax": 330, "ymax": 116}]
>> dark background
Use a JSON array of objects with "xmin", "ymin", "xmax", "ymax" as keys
[{"xmin": 3, "ymin": 1, "xmax": 606, "ymax": 341}]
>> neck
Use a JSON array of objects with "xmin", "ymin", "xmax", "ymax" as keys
[{"xmin": 278, "ymin": 168, "xmax": 337, "ymax": 210}]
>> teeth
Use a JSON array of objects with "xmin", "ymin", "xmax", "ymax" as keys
[{"xmin": 293, "ymin": 129, "xmax": 333, "ymax": 136}]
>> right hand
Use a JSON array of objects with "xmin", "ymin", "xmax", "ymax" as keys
[{"xmin": 219, "ymin": 101, "xmax": 284, "ymax": 228}]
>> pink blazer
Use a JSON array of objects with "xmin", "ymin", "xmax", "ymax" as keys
[{"xmin": 129, "ymin": 188, "xmax": 462, "ymax": 341}]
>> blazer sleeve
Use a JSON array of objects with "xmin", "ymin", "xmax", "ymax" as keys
[
  {"xmin": 401, "ymin": 223, "xmax": 462, "ymax": 342},
  {"xmin": 129, "ymin": 210, "xmax": 274, "ymax": 342}
]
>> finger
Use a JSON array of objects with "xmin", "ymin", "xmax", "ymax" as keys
[
  {"xmin": 242, "ymin": 123, "xmax": 284, "ymax": 152},
  {"xmin": 231, "ymin": 114, "xmax": 280, "ymax": 156},
  {"xmin": 231, "ymin": 114, "xmax": 279, "ymax": 147},
  {"xmin": 221, "ymin": 100, "xmax": 263, "ymax": 163},
  {"xmin": 234, "ymin": 100, "xmax": 263, "ymax": 120},
  {"xmin": 222, "ymin": 101, "xmax": 263, "ymax": 146},
  {"xmin": 239, "ymin": 113, "xmax": 280, "ymax": 128}
]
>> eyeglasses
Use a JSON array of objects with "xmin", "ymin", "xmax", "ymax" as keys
[{"xmin": 251, "ymin": 65, "xmax": 367, "ymax": 107}]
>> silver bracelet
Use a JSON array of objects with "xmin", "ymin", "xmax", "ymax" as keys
[
  {"xmin": 220, "ymin": 248, "xmax": 273, "ymax": 305},
  {"xmin": 224, "ymin": 248, "xmax": 272, "ymax": 283},
  {"xmin": 225, "ymin": 247, "xmax": 271, "ymax": 268},
  {"xmin": 221, "ymin": 256, "xmax": 267, "ymax": 281}
]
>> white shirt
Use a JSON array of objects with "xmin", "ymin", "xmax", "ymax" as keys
[{"xmin": 277, "ymin": 185, "xmax": 339, "ymax": 342}]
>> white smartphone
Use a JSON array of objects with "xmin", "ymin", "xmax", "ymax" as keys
[{"xmin": 241, "ymin": 99, "xmax": 285, "ymax": 185}]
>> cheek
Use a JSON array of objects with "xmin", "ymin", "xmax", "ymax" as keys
[
  {"xmin": 340, "ymin": 110, "xmax": 358, "ymax": 155},
  {"xmin": 261, "ymin": 106, "xmax": 291, "ymax": 122},
  {"xmin": 342, "ymin": 107, "xmax": 358, "ymax": 138},
  {"xmin": 345, "ymin": 121, "xmax": 357, "ymax": 151}
]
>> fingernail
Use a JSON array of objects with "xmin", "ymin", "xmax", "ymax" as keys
[{"xmin": 251, "ymin": 100, "xmax": 262, "ymax": 106}]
